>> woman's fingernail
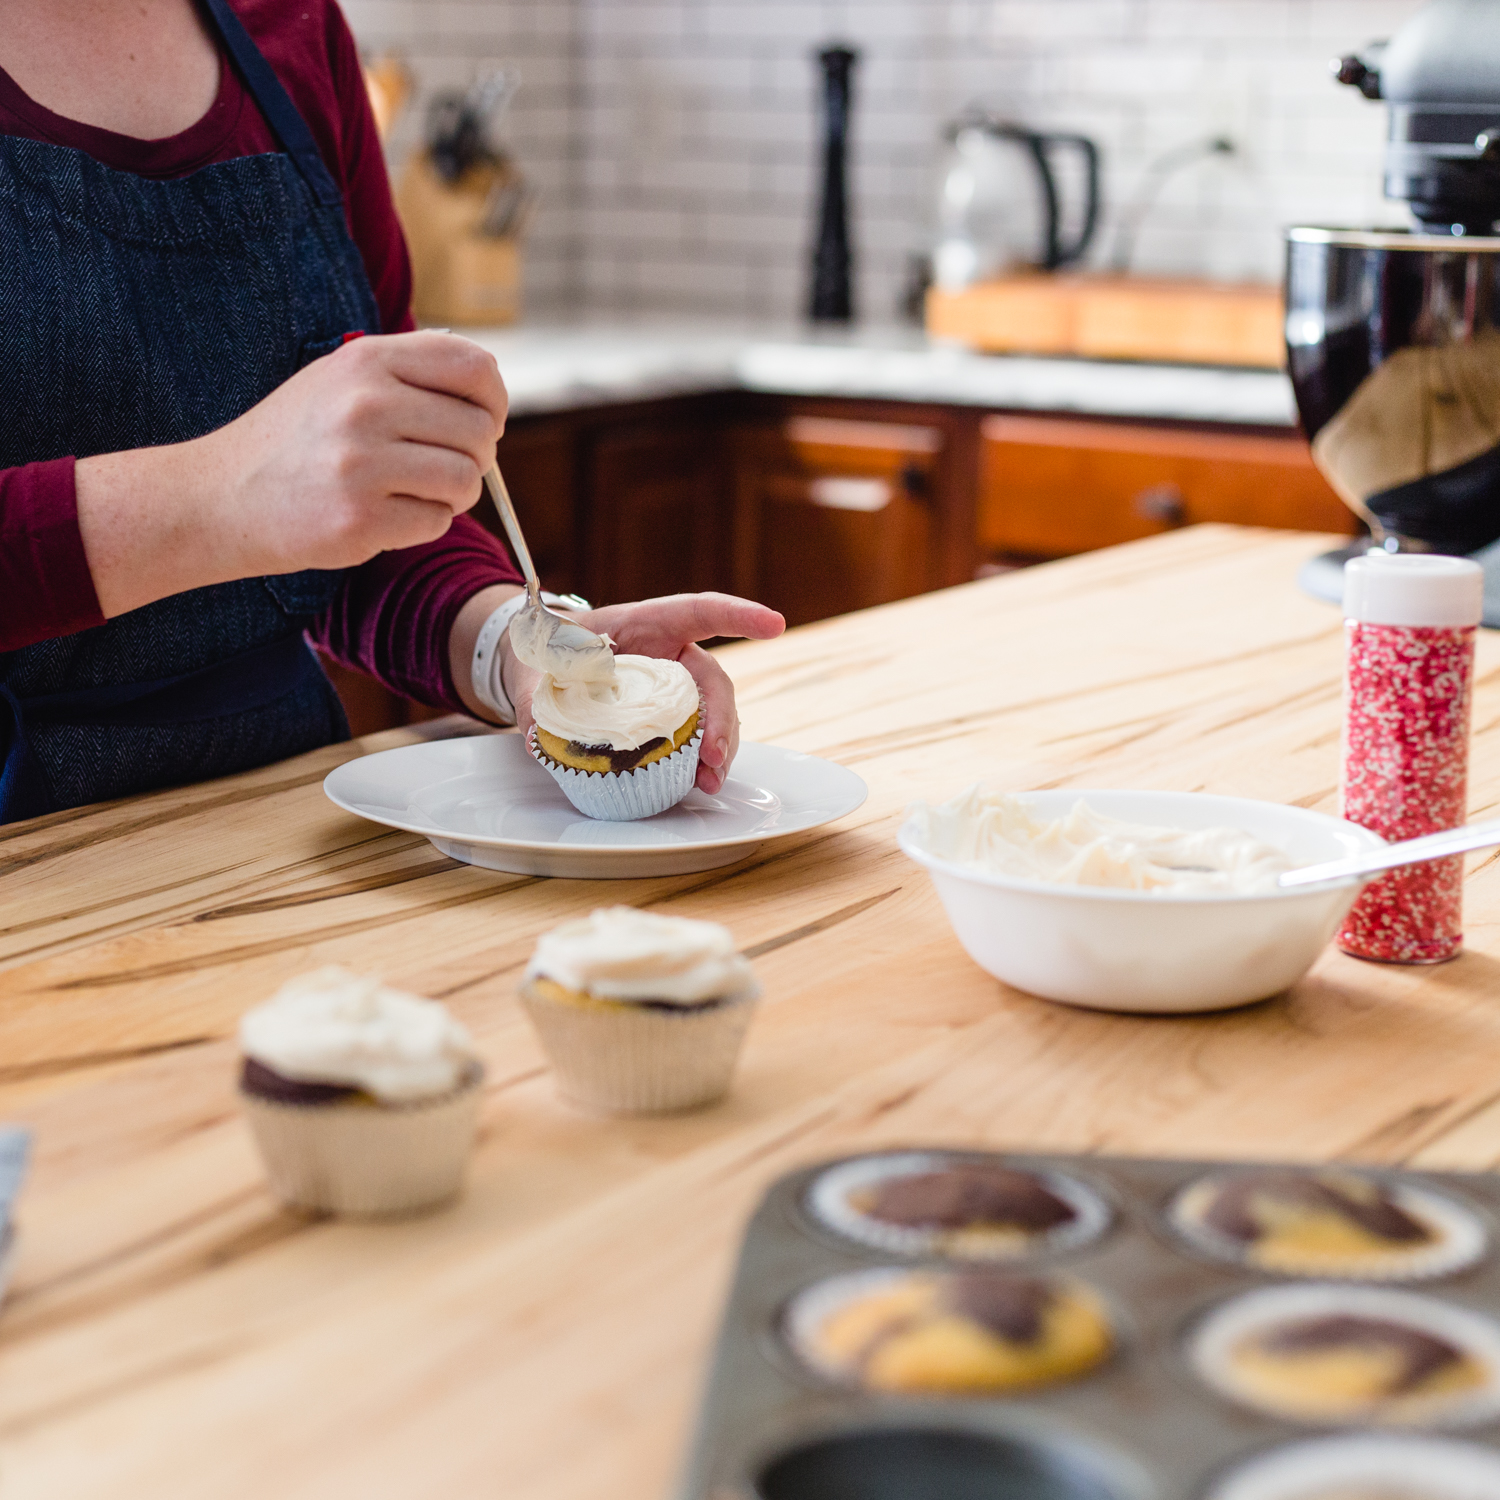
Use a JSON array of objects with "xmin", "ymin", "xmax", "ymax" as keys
[{"xmin": 713, "ymin": 737, "xmax": 729, "ymax": 767}]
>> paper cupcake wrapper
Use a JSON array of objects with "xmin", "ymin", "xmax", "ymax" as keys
[
  {"xmin": 239, "ymin": 1065, "xmax": 484, "ymax": 1218},
  {"xmin": 526, "ymin": 712, "xmax": 703, "ymax": 822},
  {"xmin": 520, "ymin": 981, "xmax": 757, "ymax": 1114}
]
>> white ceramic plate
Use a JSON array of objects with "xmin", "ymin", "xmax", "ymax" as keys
[{"xmin": 323, "ymin": 734, "xmax": 868, "ymax": 878}]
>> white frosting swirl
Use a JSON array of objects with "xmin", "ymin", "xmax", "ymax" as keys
[
  {"xmin": 911, "ymin": 787, "xmax": 1293, "ymax": 895},
  {"xmin": 530, "ymin": 654, "xmax": 700, "ymax": 751},
  {"xmin": 239, "ymin": 967, "xmax": 478, "ymax": 1103},
  {"xmin": 525, "ymin": 906, "xmax": 758, "ymax": 1006}
]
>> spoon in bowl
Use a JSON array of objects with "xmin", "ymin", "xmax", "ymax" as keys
[
  {"xmin": 480, "ymin": 461, "xmax": 615, "ymax": 682},
  {"xmin": 1277, "ymin": 817, "xmax": 1500, "ymax": 889}
]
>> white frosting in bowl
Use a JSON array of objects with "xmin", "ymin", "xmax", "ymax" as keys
[
  {"xmin": 239, "ymin": 967, "xmax": 478, "ymax": 1103},
  {"xmin": 909, "ymin": 786, "xmax": 1293, "ymax": 895},
  {"xmin": 531, "ymin": 653, "xmax": 700, "ymax": 752},
  {"xmin": 525, "ymin": 906, "xmax": 758, "ymax": 1006}
]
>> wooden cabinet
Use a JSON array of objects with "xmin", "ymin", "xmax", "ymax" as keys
[
  {"xmin": 582, "ymin": 420, "xmax": 727, "ymax": 605},
  {"xmin": 729, "ymin": 415, "xmax": 946, "ymax": 627},
  {"xmin": 978, "ymin": 414, "xmax": 1356, "ymax": 560}
]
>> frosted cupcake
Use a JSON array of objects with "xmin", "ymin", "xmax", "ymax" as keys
[
  {"xmin": 527, "ymin": 654, "xmax": 702, "ymax": 821},
  {"xmin": 238, "ymin": 967, "xmax": 484, "ymax": 1217},
  {"xmin": 1170, "ymin": 1168, "xmax": 1486, "ymax": 1281},
  {"xmin": 519, "ymin": 906, "xmax": 759, "ymax": 1114},
  {"xmin": 784, "ymin": 1267, "xmax": 1114, "ymax": 1395},
  {"xmin": 1191, "ymin": 1284, "xmax": 1500, "ymax": 1428}
]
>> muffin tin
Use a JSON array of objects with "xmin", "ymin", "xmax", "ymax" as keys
[{"xmin": 675, "ymin": 1150, "xmax": 1500, "ymax": 1500}]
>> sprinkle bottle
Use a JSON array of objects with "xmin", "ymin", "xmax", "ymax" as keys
[{"xmin": 1337, "ymin": 553, "xmax": 1483, "ymax": 964}]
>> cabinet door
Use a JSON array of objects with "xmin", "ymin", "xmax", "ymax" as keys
[
  {"xmin": 979, "ymin": 415, "xmax": 1357, "ymax": 559},
  {"xmin": 488, "ymin": 420, "xmax": 579, "ymax": 593},
  {"xmin": 731, "ymin": 416, "xmax": 943, "ymax": 627},
  {"xmin": 584, "ymin": 423, "xmax": 726, "ymax": 605}
]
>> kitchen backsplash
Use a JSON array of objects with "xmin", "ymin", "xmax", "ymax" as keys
[{"xmin": 341, "ymin": 0, "xmax": 1424, "ymax": 322}]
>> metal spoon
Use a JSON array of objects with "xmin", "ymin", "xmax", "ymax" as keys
[
  {"xmin": 1278, "ymin": 817, "xmax": 1500, "ymax": 889},
  {"xmin": 480, "ymin": 461, "xmax": 615, "ymax": 681}
]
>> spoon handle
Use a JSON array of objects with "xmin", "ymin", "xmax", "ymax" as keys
[
  {"xmin": 481, "ymin": 461, "xmax": 542, "ymax": 605},
  {"xmin": 1279, "ymin": 817, "xmax": 1500, "ymax": 889}
]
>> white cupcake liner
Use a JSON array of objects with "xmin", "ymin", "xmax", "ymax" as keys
[
  {"xmin": 804, "ymin": 1151, "xmax": 1111, "ymax": 1262},
  {"xmin": 1190, "ymin": 1283, "xmax": 1500, "ymax": 1429},
  {"xmin": 1206, "ymin": 1434, "xmax": 1500, "ymax": 1500},
  {"xmin": 239, "ymin": 1064, "xmax": 484, "ymax": 1218},
  {"xmin": 520, "ymin": 981, "xmax": 757, "ymax": 1114},
  {"xmin": 1169, "ymin": 1169, "xmax": 1488, "ymax": 1282},
  {"xmin": 526, "ymin": 710, "xmax": 703, "ymax": 822}
]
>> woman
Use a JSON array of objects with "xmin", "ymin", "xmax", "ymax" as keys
[{"xmin": 0, "ymin": 0, "xmax": 781, "ymax": 822}]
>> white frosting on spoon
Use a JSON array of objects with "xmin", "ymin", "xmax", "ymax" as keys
[
  {"xmin": 509, "ymin": 605, "xmax": 616, "ymax": 683},
  {"xmin": 239, "ymin": 966, "xmax": 477, "ymax": 1103},
  {"xmin": 531, "ymin": 654, "xmax": 700, "ymax": 751},
  {"xmin": 526, "ymin": 906, "xmax": 758, "ymax": 1006}
]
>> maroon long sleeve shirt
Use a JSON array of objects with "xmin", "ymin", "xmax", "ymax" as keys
[{"xmin": 0, "ymin": 0, "xmax": 521, "ymax": 709}]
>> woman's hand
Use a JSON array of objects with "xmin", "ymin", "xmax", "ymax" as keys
[
  {"xmin": 501, "ymin": 592, "xmax": 786, "ymax": 795},
  {"xmin": 76, "ymin": 331, "xmax": 507, "ymax": 617}
]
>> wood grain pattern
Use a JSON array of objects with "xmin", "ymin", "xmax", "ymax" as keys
[{"xmin": 6, "ymin": 525, "xmax": 1500, "ymax": 1497}]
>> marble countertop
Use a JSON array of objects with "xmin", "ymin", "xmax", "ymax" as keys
[{"xmin": 462, "ymin": 322, "xmax": 1299, "ymax": 428}]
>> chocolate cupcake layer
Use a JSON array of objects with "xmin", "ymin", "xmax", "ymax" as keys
[
  {"xmin": 863, "ymin": 1163, "xmax": 1077, "ymax": 1234},
  {"xmin": 239, "ymin": 1057, "xmax": 363, "ymax": 1106},
  {"xmin": 557, "ymin": 735, "xmax": 671, "ymax": 774}
]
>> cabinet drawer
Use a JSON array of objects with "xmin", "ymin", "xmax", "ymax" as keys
[
  {"xmin": 731, "ymin": 416, "xmax": 943, "ymax": 627},
  {"xmin": 979, "ymin": 415, "xmax": 1356, "ymax": 558}
]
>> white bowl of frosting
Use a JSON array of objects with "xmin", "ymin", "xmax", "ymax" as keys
[{"xmin": 898, "ymin": 788, "xmax": 1385, "ymax": 1014}]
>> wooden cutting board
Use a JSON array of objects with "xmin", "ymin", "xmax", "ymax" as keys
[{"xmin": 925, "ymin": 273, "xmax": 1285, "ymax": 369}]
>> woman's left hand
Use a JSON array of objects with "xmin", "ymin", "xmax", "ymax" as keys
[{"xmin": 504, "ymin": 592, "xmax": 785, "ymax": 794}]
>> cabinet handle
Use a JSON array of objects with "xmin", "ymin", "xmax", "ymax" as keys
[
  {"xmin": 808, "ymin": 476, "xmax": 892, "ymax": 512},
  {"xmin": 1132, "ymin": 481, "xmax": 1187, "ymax": 527}
]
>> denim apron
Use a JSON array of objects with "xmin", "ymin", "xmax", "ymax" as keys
[{"xmin": 0, "ymin": 0, "xmax": 381, "ymax": 822}]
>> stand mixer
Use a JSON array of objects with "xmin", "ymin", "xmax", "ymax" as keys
[{"xmin": 1291, "ymin": 0, "xmax": 1500, "ymax": 620}]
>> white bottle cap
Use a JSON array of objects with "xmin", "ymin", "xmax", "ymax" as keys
[{"xmin": 1343, "ymin": 551, "xmax": 1484, "ymax": 627}]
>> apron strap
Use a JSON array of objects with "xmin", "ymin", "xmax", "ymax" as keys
[{"xmin": 198, "ymin": 0, "xmax": 343, "ymax": 209}]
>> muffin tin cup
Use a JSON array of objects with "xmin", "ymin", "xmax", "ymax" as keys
[
  {"xmin": 1169, "ymin": 1168, "xmax": 1489, "ymax": 1283},
  {"xmin": 1203, "ymin": 1433, "xmax": 1500, "ymax": 1500},
  {"xmin": 527, "ymin": 712, "xmax": 704, "ymax": 822},
  {"xmin": 239, "ymin": 1063, "xmax": 484, "ymax": 1218},
  {"xmin": 520, "ymin": 980, "xmax": 758, "ymax": 1115},
  {"xmin": 803, "ymin": 1150, "xmax": 1113, "ymax": 1263},
  {"xmin": 675, "ymin": 1151, "xmax": 1500, "ymax": 1500}
]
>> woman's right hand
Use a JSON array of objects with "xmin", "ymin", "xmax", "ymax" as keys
[{"xmin": 75, "ymin": 331, "xmax": 508, "ymax": 617}]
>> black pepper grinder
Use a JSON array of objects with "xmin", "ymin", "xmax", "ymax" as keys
[{"xmin": 809, "ymin": 43, "xmax": 858, "ymax": 323}]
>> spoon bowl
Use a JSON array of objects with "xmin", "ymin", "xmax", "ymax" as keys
[{"xmin": 481, "ymin": 461, "xmax": 615, "ymax": 681}]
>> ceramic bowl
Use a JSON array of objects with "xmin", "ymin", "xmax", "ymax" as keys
[{"xmin": 898, "ymin": 790, "xmax": 1385, "ymax": 1015}]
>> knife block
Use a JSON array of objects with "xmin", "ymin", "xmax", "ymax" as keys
[{"xmin": 394, "ymin": 152, "xmax": 522, "ymax": 327}]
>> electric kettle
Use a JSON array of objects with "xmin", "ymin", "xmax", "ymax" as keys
[{"xmin": 932, "ymin": 109, "xmax": 1101, "ymax": 291}]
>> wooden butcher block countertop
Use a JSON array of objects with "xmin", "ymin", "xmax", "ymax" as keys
[{"xmin": 5, "ymin": 524, "xmax": 1500, "ymax": 1498}]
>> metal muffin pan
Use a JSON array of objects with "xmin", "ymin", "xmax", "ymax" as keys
[{"xmin": 674, "ymin": 1151, "xmax": 1500, "ymax": 1500}]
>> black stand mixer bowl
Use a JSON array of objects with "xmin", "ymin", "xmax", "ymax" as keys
[{"xmin": 1287, "ymin": 227, "xmax": 1500, "ymax": 558}]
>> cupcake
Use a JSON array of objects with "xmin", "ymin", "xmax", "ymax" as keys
[
  {"xmin": 238, "ymin": 967, "xmax": 484, "ymax": 1217},
  {"xmin": 784, "ymin": 1267, "xmax": 1114, "ymax": 1395},
  {"xmin": 519, "ymin": 906, "xmax": 759, "ymax": 1114},
  {"xmin": 1191, "ymin": 1284, "xmax": 1500, "ymax": 1428},
  {"xmin": 1170, "ymin": 1168, "xmax": 1486, "ymax": 1281},
  {"xmin": 805, "ymin": 1152, "xmax": 1110, "ymax": 1262},
  {"xmin": 1206, "ymin": 1434, "xmax": 1500, "ymax": 1500},
  {"xmin": 527, "ymin": 654, "xmax": 703, "ymax": 821}
]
